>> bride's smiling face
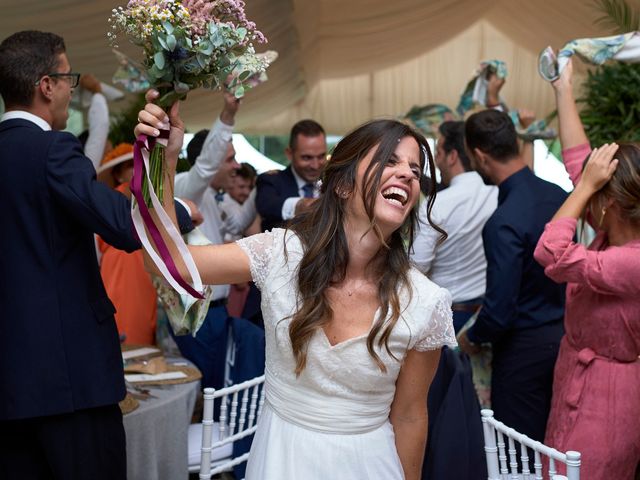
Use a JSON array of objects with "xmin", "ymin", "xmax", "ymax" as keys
[{"xmin": 348, "ymin": 136, "xmax": 422, "ymax": 235}]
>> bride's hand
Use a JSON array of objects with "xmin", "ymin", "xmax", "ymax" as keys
[{"xmin": 134, "ymin": 89, "xmax": 185, "ymax": 170}]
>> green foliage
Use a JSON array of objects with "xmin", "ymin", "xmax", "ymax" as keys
[
  {"xmin": 109, "ymin": 93, "xmax": 147, "ymax": 146},
  {"xmin": 244, "ymin": 135, "xmax": 289, "ymax": 166},
  {"xmin": 592, "ymin": 0, "xmax": 640, "ymax": 33},
  {"xmin": 109, "ymin": 93, "xmax": 190, "ymax": 173},
  {"xmin": 579, "ymin": 62, "xmax": 640, "ymax": 146}
]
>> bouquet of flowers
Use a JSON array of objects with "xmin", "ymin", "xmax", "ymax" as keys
[
  {"xmin": 108, "ymin": 0, "xmax": 274, "ymax": 303},
  {"xmin": 109, "ymin": 0, "xmax": 273, "ymax": 206}
]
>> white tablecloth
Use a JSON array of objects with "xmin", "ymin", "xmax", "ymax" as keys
[{"xmin": 123, "ymin": 362, "xmax": 199, "ymax": 480}]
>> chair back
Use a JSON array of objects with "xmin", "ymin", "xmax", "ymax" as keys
[
  {"xmin": 199, "ymin": 375, "xmax": 266, "ymax": 480},
  {"xmin": 481, "ymin": 409, "xmax": 581, "ymax": 480}
]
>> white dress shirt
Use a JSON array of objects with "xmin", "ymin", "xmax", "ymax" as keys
[
  {"xmin": 411, "ymin": 171, "xmax": 498, "ymax": 302},
  {"xmin": 174, "ymin": 118, "xmax": 233, "ymax": 204},
  {"xmin": 174, "ymin": 118, "xmax": 236, "ymax": 300},
  {"xmin": 1, "ymin": 110, "xmax": 51, "ymax": 130},
  {"xmin": 281, "ymin": 167, "xmax": 320, "ymax": 221}
]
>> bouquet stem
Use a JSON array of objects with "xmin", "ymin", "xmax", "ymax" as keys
[
  {"xmin": 142, "ymin": 142, "xmax": 166, "ymax": 207},
  {"xmin": 141, "ymin": 86, "xmax": 187, "ymax": 208}
]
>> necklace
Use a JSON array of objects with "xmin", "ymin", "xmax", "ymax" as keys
[{"xmin": 345, "ymin": 279, "xmax": 367, "ymax": 296}]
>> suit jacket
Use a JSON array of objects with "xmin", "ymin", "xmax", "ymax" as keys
[
  {"xmin": 255, "ymin": 165, "xmax": 299, "ymax": 232},
  {"xmin": 0, "ymin": 119, "xmax": 139, "ymax": 420},
  {"xmin": 422, "ymin": 347, "xmax": 487, "ymax": 480}
]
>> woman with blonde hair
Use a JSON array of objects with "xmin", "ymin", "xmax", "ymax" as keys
[
  {"xmin": 135, "ymin": 91, "xmax": 456, "ymax": 479},
  {"xmin": 534, "ymin": 59, "xmax": 640, "ymax": 479}
]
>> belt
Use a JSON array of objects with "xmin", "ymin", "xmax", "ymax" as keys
[
  {"xmin": 209, "ymin": 298, "xmax": 228, "ymax": 309},
  {"xmin": 565, "ymin": 345, "xmax": 639, "ymax": 409},
  {"xmin": 451, "ymin": 303, "xmax": 482, "ymax": 313}
]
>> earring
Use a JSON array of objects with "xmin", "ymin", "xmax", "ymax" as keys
[
  {"xmin": 337, "ymin": 189, "xmax": 349, "ymax": 199},
  {"xmin": 598, "ymin": 206, "xmax": 607, "ymax": 228}
]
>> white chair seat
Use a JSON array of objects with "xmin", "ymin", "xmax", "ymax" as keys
[{"xmin": 187, "ymin": 423, "xmax": 233, "ymax": 473}]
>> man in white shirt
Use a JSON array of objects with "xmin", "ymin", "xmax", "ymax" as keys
[
  {"xmin": 170, "ymin": 92, "xmax": 257, "ymax": 389},
  {"xmin": 255, "ymin": 119, "xmax": 327, "ymax": 231},
  {"xmin": 411, "ymin": 121, "xmax": 498, "ymax": 332},
  {"xmin": 175, "ymin": 92, "xmax": 256, "ymax": 248}
]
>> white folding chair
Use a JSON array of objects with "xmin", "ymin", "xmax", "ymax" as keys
[
  {"xmin": 481, "ymin": 409, "xmax": 581, "ymax": 480},
  {"xmin": 188, "ymin": 375, "xmax": 266, "ymax": 480}
]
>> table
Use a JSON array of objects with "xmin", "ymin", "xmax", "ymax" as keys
[{"xmin": 123, "ymin": 360, "xmax": 200, "ymax": 480}]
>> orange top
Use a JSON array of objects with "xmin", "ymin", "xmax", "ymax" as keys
[{"xmin": 97, "ymin": 183, "xmax": 157, "ymax": 345}]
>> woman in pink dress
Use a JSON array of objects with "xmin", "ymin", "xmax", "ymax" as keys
[{"xmin": 534, "ymin": 59, "xmax": 640, "ymax": 479}]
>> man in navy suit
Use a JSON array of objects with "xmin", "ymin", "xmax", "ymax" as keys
[
  {"xmin": 458, "ymin": 110, "xmax": 566, "ymax": 447},
  {"xmin": 255, "ymin": 119, "xmax": 327, "ymax": 231},
  {"xmin": 0, "ymin": 31, "xmax": 140, "ymax": 479}
]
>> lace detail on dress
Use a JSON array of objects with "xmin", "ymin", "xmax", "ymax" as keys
[
  {"xmin": 236, "ymin": 228, "xmax": 284, "ymax": 290},
  {"xmin": 413, "ymin": 287, "xmax": 457, "ymax": 352}
]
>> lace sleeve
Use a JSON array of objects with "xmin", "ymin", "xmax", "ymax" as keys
[
  {"xmin": 413, "ymin": 287, "xmax": 457, "ymax": 352},
  {"xmin": 235, "ymin": 229, "xmax": 282, "ymax": 290}
]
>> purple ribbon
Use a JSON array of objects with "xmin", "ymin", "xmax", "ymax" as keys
[{"xmin": 131, "ymin": 132, "xmax": 204, "ymax": 299}]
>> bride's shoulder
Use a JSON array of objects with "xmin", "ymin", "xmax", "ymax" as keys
[
  {"xmin": 404, "ymin": 267, "xmax": 456, "ymax": 351},
  {"xmin": 406, "ymin": 267, "xmax": 451, "ymax": 310},
  {"xmin": 407, "ymin": 266, "xmax": 444, "ymax": 294},
  {"xmin": 278, "ymin": 228, "xmax": 304, "ymax": 253}
]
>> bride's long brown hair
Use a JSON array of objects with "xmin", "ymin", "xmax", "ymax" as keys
[{"xmin": 287, "ymin": 119, "xmax": 446, "ymax": 375}]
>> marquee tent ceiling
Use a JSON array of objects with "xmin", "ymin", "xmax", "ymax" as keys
[{"xmin": 1, "ymin": 0, "xmax": 620, "ymax": 134}]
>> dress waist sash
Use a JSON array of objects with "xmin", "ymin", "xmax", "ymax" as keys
[
  {"xmin": 265, "ymin": 371, "xmax": 390, "ymax": 435},
  {"xmin": 564, "ymin": 340, "xmax": 640, "ymax": 409}
]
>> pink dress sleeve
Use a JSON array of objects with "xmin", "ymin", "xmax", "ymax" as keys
[
  {"xmin": 561, "ymin": 143, "xmax": 591, "ymax": 186},
  {"xmin": 534, "ymin": 217, "xmax": 640, "ymax": 296}
]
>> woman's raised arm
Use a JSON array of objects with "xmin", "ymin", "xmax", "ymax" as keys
[
  {"xmin": 552, "ymin": 59, "xmax": 589, "ymax": 151},
  {"xmin": 551, "ymin": 59, "xmax": 593, "ymax": 186},
  {"xmin": 134, "ymin": 91, "xmax": 252, "ymax": 286}
]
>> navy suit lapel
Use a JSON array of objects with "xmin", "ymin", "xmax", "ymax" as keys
[{"xmin": 283, "ymin": 166, "xmax": 300, "ymax": 197}]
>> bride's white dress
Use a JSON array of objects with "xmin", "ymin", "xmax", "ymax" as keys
[{"xmin": 236, "ymin": 229, "xmax": 456, "ymax": 479}]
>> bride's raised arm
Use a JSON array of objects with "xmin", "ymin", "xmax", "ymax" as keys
[{"xmin": 134, "ymin": 90, "xmax": 252, "ymax": 287}]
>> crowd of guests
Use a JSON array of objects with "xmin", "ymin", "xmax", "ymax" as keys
[{"xmin": 0, "ymin": 28, "xmax": 638, "ymax": 480}]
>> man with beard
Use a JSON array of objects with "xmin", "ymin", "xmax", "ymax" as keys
[
  {"xmin": 411, "ymin": 121, "xmax": 497, "ymax": 333},
  {"xmin": 255, "ymin": 119, "xmax": 326, "ymax": 232},
  {"xmin": 458, "ymin": 109, "xmax": 567, "ymax": 446}
]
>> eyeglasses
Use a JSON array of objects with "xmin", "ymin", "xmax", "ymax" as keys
[{"xmin": 35, "ymin": 72, "xmax": 81, "ymax": 89}]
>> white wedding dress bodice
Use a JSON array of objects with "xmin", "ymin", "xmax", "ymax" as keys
[{"xmin": 236, "ymin": 229, "xmax": 456, "ymax": 479}]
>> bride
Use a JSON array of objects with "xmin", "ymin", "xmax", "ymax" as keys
[{"xmin": 136, "ymin": 93, "xmax": 456, "ymax": 479}]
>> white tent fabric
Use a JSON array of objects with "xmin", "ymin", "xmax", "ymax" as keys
[{"xmin": 1, "ymin": 0, "xmax": 610, "ymax": 134}]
